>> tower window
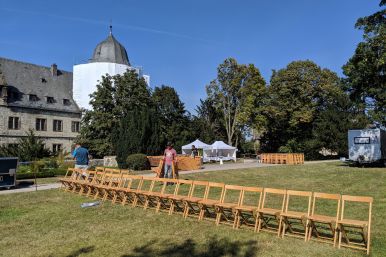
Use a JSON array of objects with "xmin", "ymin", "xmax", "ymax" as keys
[
  {"xmin": 63, "ymin": 99, "xmax": 71, "ymax": 105},
  {"xmin": 47, "ymin": 96, "xmax": 55, "ymax": 104},
  {"xmin": 29, "ymin": 94, "xmax": 39, "ymax": 101}
]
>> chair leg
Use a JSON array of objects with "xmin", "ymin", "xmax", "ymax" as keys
[
  {"xmin": 304, "ymin": 220, "xmax": 309, "ymax": 242},
  {"xmin": 277, "ymin": 216, "xmax": 283, "ymax": 237},
  {"xmin": 338, "ymin": 224, "xmax": 342, "ymax": 249}
]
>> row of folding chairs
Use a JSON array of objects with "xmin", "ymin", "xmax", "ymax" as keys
[{"xmin": 59, "ymin": 169, "xmax": 372, "ymax": 255}]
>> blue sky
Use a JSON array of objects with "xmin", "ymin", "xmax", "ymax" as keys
[{"xmin": 0, "ymin": 0, "xmax": 381, "ymax": 112}]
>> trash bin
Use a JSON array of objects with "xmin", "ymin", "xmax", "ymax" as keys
[{"xmin": 0, "ymin": 157, "xmax": 18, "ymax": 189}]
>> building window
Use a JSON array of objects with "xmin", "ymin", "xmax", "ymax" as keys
[
  {"xmin": 63, "ymin": 99, "xmax": 71, "ymax": 105},
  {"xmin": 46, "ymin": 96, "xmax": 55, "ymax": 104},
  {"xmin": 8, "ymin": 117, "xmax": 20, "ymax": 130},
  {"xmin": 71, "ymin": 121, "xmax": 80, "ymax": 132},
  {"xmin": 29, "ymin": 94, "xmax": 39, "ymax": 101},
  {"xmin": 53, "ymin": 120, "xmax": 63, "ymax": 132},
  {"xmin": 52, "ymin": 144, "xmax": 62, "ymax": 153},
  {"xmin": 36, "ymin": 118, "xmax": 47, "ymax": 131}
]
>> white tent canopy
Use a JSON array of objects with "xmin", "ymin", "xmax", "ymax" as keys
[
  {"xmin": 204, "ymin": 141, "xmax": 237, "ymax": 162},
  {"xmin": 182, "ymin": 139, "xmax": 211, "ymax": 151}
]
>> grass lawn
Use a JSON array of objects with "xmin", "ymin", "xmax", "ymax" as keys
[{"xmin": 0, "ymin": 162, "xmax": 385, "ymax": 257}]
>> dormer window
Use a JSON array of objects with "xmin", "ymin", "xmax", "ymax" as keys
[
  {"xmin": 29, "ymin": 94, "xmax": 38, "ymax": 101},
  {"xmin": 63, "ymin": 99, "xmax": 70, "ymax": 105},
  {"xmin": 47, "ymin": 96, "xmax": 55, "ymax": 104}
]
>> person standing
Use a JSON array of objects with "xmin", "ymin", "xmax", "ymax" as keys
[
  {"xmin": 72, "ymin": 143, "xmax": 89, "ymax": 177},
  {"xmin": 163, "ymin": 142, "xmax": 177, "ymax": 179},
  {"xmin": 191, "ymin": 145, "xmax": 199, "ymax": 157}
]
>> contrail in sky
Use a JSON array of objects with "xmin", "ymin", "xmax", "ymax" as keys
[{"xmin": 0, "ymin": 7, "xmax": 215, "ymax": 44}]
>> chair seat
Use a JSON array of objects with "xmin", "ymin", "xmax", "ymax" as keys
[
  {"xmin": 184, "ymin": 197, "xmax": 204, "ymax": 203},
  {"xmin": 258, "ymin": 208, "xmax": 281, "ymax": 216},
  {"xmin": 281, "ymin": 211, "xmax": 307, "ymax": 219},
  {"xmin": 338, "ymin": 219, "xmax": 368, "ymax": 227},
  {"xmin": 308, "ymin": 214, "xmax": 336, "ymax": 223},
  {"xmin": 167, "ymin": 195, "xmax": 187, "ymax": 200},
  {"xmin": 199, "ymin": 199, "xmax": 220, "ymax": 206},
  {"xmin": 215, "ymin": 202, "xmax": 238, "ymax": 209},
  {"xmin": 234, "ymin": 205, "xmax": 258, "ymax": 212},
  {"xmin": 160, "ymin": 193, "xmax": 175, "ymax": 198}
]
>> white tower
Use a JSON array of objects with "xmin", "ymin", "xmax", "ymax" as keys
[{"xmin": 73, "ymin": 26, "xmax": 150, "ymax": 109}]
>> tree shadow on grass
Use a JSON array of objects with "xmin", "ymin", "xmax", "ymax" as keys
[
  {"xmin": 65, "ymin": 246, "xmax": 95, "ymax": 257},
  {"xmin": 122, "ymin": 237, "xmax": 258, "ymax": 257}
]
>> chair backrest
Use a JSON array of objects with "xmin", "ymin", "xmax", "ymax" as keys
[
  {"xmin": 106, "ymin": 173, "xmax": 123, "ymax": 188},
  {"xmin": 119, "ymin": 169, "xmax": 130, "ymax": 175},
  {"xmin": 206, "ymin": 182, "xmax": 225, "ymax": 201},
  {"xmin": 138, "ymin": 177, "xmax": 156, "ymax": 192},
  {"xmin": 240, "ymin": 186, "xmax": 263, "ymax": 208},
  {"xmin": 123, "ymin": 175, "xmax": 143, "ymax": 191},
  {"xmin": 175, "ymin": 179, "xmax": 193, "ymax": 197},
  {"xmin": 155, "ymin": 178, "xmax": 178, "ymax": 195},
  {"xmin": 95, "ymin": 166, "xmax": 105, "ymax": 172},
  {"xmin": 221, "ymin": 185, "xmax": 244, "ymax": 205},
  {"xmin": 261, "ymin": 188, "xmax": 286, "ymax": 210},
  {"xmin": 284, "ymin": 190, "xmax": 312, "ymax": 214},
  {"xmin": 340, "ymin": 195, "xmax": 373, "ymax": 222},
  {"xmin": 311, "ymin": 192, "xmax": 341, "ymax": 220},
  {"xmin": 104, "ymin": 168, "xmax": 121, "ymax": 175},
  {"xmin": 189, "ymin": 181, "xmax": 209, "ymax": 199}
]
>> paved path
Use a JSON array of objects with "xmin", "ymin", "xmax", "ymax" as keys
[{"xmin": 0, "ymin": 159, "xmax": 339, "ymax": 195}]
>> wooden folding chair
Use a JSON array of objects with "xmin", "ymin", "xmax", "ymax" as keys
[
  {"xmin": 337, "ymin": 195, "xmax": 373, "ymax": 255},
  {"xmin": 280, "ymin": 190, "xmax": 312, "ymax": 241},
  {"xmin": 144, "ymin": 178, "xmax": 178, "ymax": 212},
  {"xmin": 85, "ymin": 170, "xmax": 106, "ymax": 198},
  {"xmin": 183, "ymin": 181, "xmax": 209, "ymax": 219},
  {"xmin": 167, "ymin": 179, "xmax": 193, "ymax": 215},
  {"xmin": 256, "ymin": 188, "xmax": 286, "ymax": 235},
  {"xmin": 77, "ymin": 170, "xmax": 98, "ymax": 196},
  {"xmin": 197, "ymin": 182, "xmax": 225, "ymax": 221},
  {"xmin": 59, "ymin": 168, "xmax": 78, "ymax": 191},
  {"xmin": 118, "ymin": 175, "xmax": 143, "ymax": 206},
  {"xmin": 111, "ymin": 174, "xmax": 133, "ymax": 204},
  {"xmin": 214, "ymin": 185, "xmax": 243, "ymax": 225},
  {"xmin": 234, "ymin": 186, "xmax": 263, "ymax": 229},
  {"xmin": 95, "ymin": 166, "xmax": 105, "ymax": 172},
  {"xmin": 93, "ymin": 173, "xmax": 114, "ymax": 199},
  {"xmin": 132, "ymin": 177, "xmax": 156, "ymax": 207},
  {"xmin": 307, "ymin": 192, "xmax": 340, "ymax": 245},
  {"xmin": 101, "ymin": 173, "xmax": 123, "ymax": 204}
]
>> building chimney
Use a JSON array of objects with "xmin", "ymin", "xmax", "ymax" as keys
[{"xmin": 51, "ymin": 63, "xmax": 57, "ymax": 76}]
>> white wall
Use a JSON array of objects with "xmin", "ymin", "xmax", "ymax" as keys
[{"xmin": 73, "ymin": 62, "xmax": 149, "ymax": 110}]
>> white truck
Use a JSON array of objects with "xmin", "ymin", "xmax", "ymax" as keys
[{"xmin": 348, "ymin": 128, "xmax": 386, "ymax": 166}]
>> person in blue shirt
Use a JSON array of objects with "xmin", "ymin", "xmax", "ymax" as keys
[{"xmin": 72, "ymin": 144, "xmax": 89, "ymax": 177}]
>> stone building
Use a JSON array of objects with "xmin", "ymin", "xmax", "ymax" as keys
[{"xmin": 0, "ymin": 57, "xmax": 81, "ymax": 153}]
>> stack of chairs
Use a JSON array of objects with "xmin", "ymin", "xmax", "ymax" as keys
[{"xmin": 59, "ymin": 168, "xmax": 373, "ymax": 255}]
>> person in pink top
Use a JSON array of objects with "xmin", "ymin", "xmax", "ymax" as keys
[{"xmin": 163, "ymin": 142, "xmax": 177, "ymax": 179}]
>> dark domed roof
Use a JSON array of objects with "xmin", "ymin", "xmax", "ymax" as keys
[{"xmin": 90, "ymin": 30, "xmax": 130, "ymax": 65}]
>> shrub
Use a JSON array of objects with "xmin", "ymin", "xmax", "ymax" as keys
[{"xmin": 126, "ymin": 154, "xmax": 150, "ymax": 171}]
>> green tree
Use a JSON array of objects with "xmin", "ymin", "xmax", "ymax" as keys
[
  {"xmin": 261, "ymin": 60, "xmax": 355, "ymax": 158},
  {"xmin": 77, "ymin": 75, "xmax": 116, "ymax": 157},
  {"xmin": 0, "ymin": 130, "xmax": 50, "ymax": 161},
  {"xmin": 193, "ymin": 98, "xmax": 227, "ymax": 143},
  {"xmin": 112, "ymin": 107, "xmax": 162, "ymax": 168},
  {"xmin": 77, "ymin": 70, "xmax": 155, "ymax": 158},
  {"xmin": 152, "ymin": 85, "xmax": 192, "ymax": 151},
  {"xmin": 206, "ymin": 58, "xmax": 267, "ymax": 147},
  {"xmin": 342, "ymin": 1, "xmax": 386, "ymax": 124}
]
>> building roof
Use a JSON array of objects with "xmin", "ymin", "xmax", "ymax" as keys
[
  {"xmin": 90, "ymin": 29, "xmax": 130, "ymax": 65},
  {"xmin": 0, "ymin": 57, "xmax": 81, "ymax": 114}
]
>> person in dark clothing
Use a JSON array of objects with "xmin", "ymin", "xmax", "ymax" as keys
[
  {"xmin": 72, "ymin": 144, "xmax": 89, "ymax": 177},
  {"xmin": 191, "ymin": 145, "xmax": 199, "ymax": 157}
]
